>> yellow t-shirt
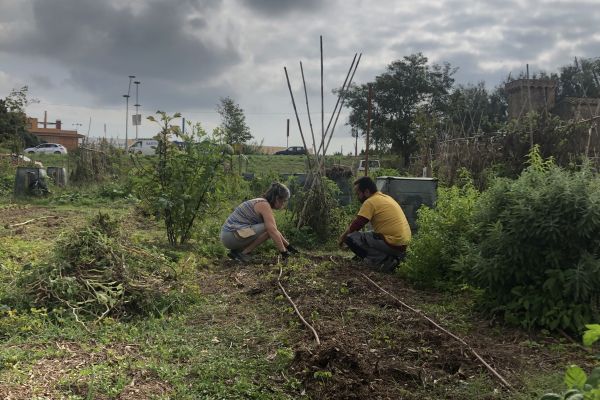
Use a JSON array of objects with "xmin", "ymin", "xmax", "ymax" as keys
[{"xmin": 357, "ymin": 191, "xmax": 411, "ymax": 246}]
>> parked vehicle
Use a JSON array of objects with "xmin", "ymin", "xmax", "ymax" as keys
[
  {"xmin": 24, "ymin": 143, "xmax": 68, "ymax": 155},
  {"xmin": 128, "ymin": 139, "xmax": 158, "ymax": 155},
  {"xmin": 357, "ymin": 159, "xmax": 381, "ymax": 172},
  {"xmin": 274, "ymin": 146, "xmax": 307, "ymax": 155}
]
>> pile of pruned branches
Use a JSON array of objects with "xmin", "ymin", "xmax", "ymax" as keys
[{"xmin": 17, "ymin": 213, "xmax": 179, "ymax": 323}]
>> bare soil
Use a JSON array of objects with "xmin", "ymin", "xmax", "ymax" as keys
[{"xmin": 200, "ymin": 254, "xmax": 592, "ymax": 400}]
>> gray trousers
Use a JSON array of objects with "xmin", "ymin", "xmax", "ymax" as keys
[
  {"xmin": 346, "ymin": 231, "xmax": 407, "ymax": 266},
  {"xmin": 220, "ymin": 223, "xmax": 266, "ymax": 250}
]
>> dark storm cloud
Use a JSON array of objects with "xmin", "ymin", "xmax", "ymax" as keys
[
  {"xmin": 0, "ymin": 0, "xmax": 241, "ymax": 107},
  {"xmin": 67, "ymin": 66, "xmax": 227, "ymax": 111},
  {"xmin": 238, "ymin": 0, "xmax": 324, "ymax": 16},
  {"xmin": 30, "ymin": 74, "xmax": 54, "ymax": 90}
]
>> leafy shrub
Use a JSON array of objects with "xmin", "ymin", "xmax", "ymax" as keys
[
  {"xmin": 470, "ymin": 148, "xmax": 600, "ymax": 331},
  {"xmin": 401, "ymin": 178, "xmax": 480, "ymax": 288},
  {"xmin": 371, "ymin": 167, "xmax": 400, "ymax": 178},
  {"xmin": 12, "ymin": 213, "xmax": 184, "ymax": 322},
  {"xmin": 97, "ymin": 182, "xmax": 131, "ymax": 200},
  {"xmin": 132, "ymin": 112, "xmax": 228, "ymax": 245}
]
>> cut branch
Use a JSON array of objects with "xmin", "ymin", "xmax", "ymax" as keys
[
  {"xmin": 278, "ymin": 266, "xmax": 321, "ymax": 345},
  {"xmin": 360, "ymin": 272, "xmax": 513, "ymax": 392},
  {"xmin": 6, "ymin": 215, "xmax": 53, "ymax": 228}
]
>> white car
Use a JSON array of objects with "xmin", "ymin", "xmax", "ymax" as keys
[
  {"xmin": 357, "ymin": 159, "xmax": 380, "ymax": 172},
  {"xmin": 24, "ymin": 143, "xmax": 68, "ymax": 155}
]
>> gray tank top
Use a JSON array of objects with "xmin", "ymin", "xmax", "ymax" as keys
[{"xmin": 222, "ymin": 198, "xmax": 267, "ymax": 232}]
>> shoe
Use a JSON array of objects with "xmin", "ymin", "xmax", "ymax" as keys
[
  {"xmin": 378, "ymin": 256, "xmax": 399, "ymax": 273},
  {"xmin": 286, "ymin": 244, "xmax": 300, "ymax": 254},
  {"xmin": 228, "ymin": 250, "xmax": 251, "ymax": 262}
]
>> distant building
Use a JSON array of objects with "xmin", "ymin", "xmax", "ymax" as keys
[
  {"xmin": 505, "ymin": 78, "xmax": 600, "ymax": 122},
  {"xmin": 505, "ymin": 79, "xmax": 557, "ymax": 119},
  {"xmin": 27, "ymin": 112, "xmax": 85, "ymax": 150},
  {"xmin": 553, "ymin": 97, "xmax": 600, "ymax": 121}
]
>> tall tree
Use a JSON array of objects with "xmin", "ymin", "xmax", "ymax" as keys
[
  {"xmin": 558, "ymin": 57, "xmax": 600, "ymax": 99},
  {"xmin": 217, "ymin": 97, "xmax": 252, "ymax": 148},
  {"xmin": 441, "ymin": 82, "xmax": 508, "ymax": 138},
  {"xmin": 344, "ymin": 53, "xmax": 456, "ymax": 165},
  {"xmin": 0, "ymin": 86, "xmax": 39, "ymax": 151}
]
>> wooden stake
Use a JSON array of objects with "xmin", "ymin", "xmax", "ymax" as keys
[
  {"xmin": 284, "ymin": 66, "xmax": 313, "ymax": 170},
  {"xmin": 317, "ymin": 53, "xmax": 358, "ymax": 158},
  {"xmin": 365, "ymin": 84, "xmax": 372, "ymax": 176},
  {"xmin": 323, "ymin": 54, "xmax": 362, "ymax": 157},
  {"xmin": 320, "ymin": 35, "xmax": 325, "ymax": 163},
  {"xmin": 300, "ymin": 61, "xmax": 319, "ymax": 166}
]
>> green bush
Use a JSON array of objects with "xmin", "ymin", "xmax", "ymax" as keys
[
  {"xmin": 470, "ymin": 149, "xmax": 600, "ymax": 331},
  {"xmin": 401, "ymin": 179, "xmax": 480, "ymax": 288},
  {"xmin": 132, "ymin": 112, "xmax": 228, "ymax": 245}
]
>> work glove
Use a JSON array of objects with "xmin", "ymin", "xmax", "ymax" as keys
[{"xmin": 286, "ymin": 244, "xmax": 300, "ymax": 254}]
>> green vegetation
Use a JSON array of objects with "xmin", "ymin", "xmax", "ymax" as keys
[
  {"xmin": 133, "ymin": 111, "xmax": 229, "ymax": 245},
  {"xmin": 3, "ymin": 53, "xmax": 600, "ymax": 396},
  {"xmin": 542, "ymin": 324, "xmax": 600, "ymax": 399},
  {"xmin": 401, "ymin": 175, "xmax": 480, "ymax": 288},
  {"xmin": 403, "ymin": 148, "xmax": 600, "ymax": 333}
]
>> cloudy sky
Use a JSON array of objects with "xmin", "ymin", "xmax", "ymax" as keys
[{"xmin": 1, "ymin": 0, "xmax": 599, "ymax": 153}]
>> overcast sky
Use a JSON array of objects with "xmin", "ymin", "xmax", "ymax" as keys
[{"xmin": 1, "ymin": 0, "xmax": 600, "ymax": 153}]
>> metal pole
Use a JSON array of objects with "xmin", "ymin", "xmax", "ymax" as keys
[
  {"xmin": 286, "ymin": 118, "xmax": 290, "ymax": 148},
  {"xmin": 124, "ymin": 75, "xmax": 135, "ymax": 149},
  {"xmin": 134, "ymin": 80, "xmax": 140, "ymax": 140},
  {"xmin": 365, "ymin": 84, "xmax": 372, "ymax": 176},
  {"xmin": 123, "ymin": 94, "xmax": 130, "ymax": 149}
]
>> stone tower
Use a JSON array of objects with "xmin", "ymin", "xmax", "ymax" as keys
[{"xmin": 505, "ymin": 79, "xmax": 557, "ymax": 119}]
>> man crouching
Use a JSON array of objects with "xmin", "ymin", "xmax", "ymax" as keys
[{"xmin": 338, "ymin": 176, "xmax": 411, "ymax": 272}]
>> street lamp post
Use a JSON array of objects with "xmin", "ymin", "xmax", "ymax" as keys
[
  {"xmin": 123, "ymin": 75, "xmax": 135, "ymax": 149},
  {"xmin": 134, "ymin": 80, "xmax": 141, "ymax": 140}
]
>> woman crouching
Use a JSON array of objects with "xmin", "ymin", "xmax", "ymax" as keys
[{"xmin": 221, "ymin": 182, "xmax": 292, "ymax": 262}]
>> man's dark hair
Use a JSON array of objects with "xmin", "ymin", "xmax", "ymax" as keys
[{"xmin": 353, "ymin": 176, "xmax": 378, "ymax": 193}]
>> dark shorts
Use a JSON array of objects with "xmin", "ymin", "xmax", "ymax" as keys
[{"xmin": 346, "ymin": 231, "xmax": 407, "ymax": 269}]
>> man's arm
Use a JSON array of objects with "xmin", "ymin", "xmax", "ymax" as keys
[{"xmin": 338, "ymin": 216, "xmax": 369, "ymax": 247}]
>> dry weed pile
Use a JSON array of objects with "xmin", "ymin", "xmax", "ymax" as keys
[{"xmin": 17, "ymin": 213, "xmax": 179, "ymax": 322}]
